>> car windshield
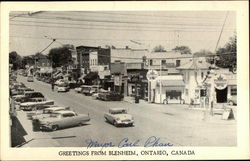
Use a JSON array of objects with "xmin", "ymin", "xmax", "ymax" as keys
[{"xmin": 111, "ymin": 110, "xmax": 127, "ymax": 114}]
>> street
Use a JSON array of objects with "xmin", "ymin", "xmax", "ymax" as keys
[{"xmin": 17, "ymin": 76, "xmax": 236, "ymax": 147}]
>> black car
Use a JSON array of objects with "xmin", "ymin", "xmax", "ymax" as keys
[{"xmin": 99, "ymin": 92, "xmax": 123, "ymax": 101}]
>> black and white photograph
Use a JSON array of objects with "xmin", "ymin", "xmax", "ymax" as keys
[{"xmin": 1, "ymin": 1, "xmax": 249, "ymax": 160}]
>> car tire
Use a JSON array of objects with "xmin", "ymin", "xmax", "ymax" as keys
[
  {"xmin": 113, "ymin": 121, "xmax": 118, "ymax": 127},
  {"xmin": 51, "ymin": 125, "xmax": 59, "ymax": 131}
]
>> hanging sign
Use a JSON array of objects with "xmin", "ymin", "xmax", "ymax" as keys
[
  {"xmin": 214, "ymin": 74, "xmax": 228, "ymax": 90},
  {"xmin": 146, "ymin": 70, "xmax": 158, "ymax": 80}
]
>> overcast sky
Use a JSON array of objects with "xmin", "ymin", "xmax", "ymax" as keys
[{"xmin": 9, "ymin": 11, "xmax": 236, "ymax": 56}]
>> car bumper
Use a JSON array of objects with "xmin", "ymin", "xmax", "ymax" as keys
[
  {"xmin": 40, "ymin": 124, "xmax": 52, "ymax": 130},
  {"xmin": 117, "ymin": 120, "xmax": 134, "ymax": 125}
]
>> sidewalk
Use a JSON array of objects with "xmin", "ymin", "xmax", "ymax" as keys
[
  {"xmin": 123, "ymin": 96, "xmax": 236, "ymax": 124},
  {"xmin": 14, "ymin": 110, "xmax": 60, "ymax": 147}
]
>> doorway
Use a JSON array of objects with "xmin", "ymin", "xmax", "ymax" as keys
[{"xmin": 216, "ymin": 87, "xmax": 228, "ymax": 103}]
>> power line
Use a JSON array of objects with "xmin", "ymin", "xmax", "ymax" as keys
[
  {"xmin": 11, "ymin": 19, "xmax": 235, "ymax": 31},
  {"xmin": 215, "ymin": 11, "xmax": 229, "ymax": 51},
  {"xmin": 10, "ymin": 23, "xmax": 234, "ymax": 33},
  {"xmin": 39, "ymin": 39, "xmax": 56, "ymax": 53},
  {"xmin": 68, "ymin": 11, "xmax": 226, "ymax": 20},
  {"xmin": 10, "ymin": 35, "xmax": 226, "ymax": 42},
  {"xmin": 15, "ymin": 14, "xmax": 231, "ymax": 27}
]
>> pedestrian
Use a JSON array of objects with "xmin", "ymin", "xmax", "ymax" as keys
[{"xmin": 51, "ymin": 78, "xmax": 54, "ymax": 91}]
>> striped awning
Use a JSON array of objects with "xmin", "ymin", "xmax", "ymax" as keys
[{"xmin": 157, "ymin": 80, "xmax": 185, "ymax": 87}]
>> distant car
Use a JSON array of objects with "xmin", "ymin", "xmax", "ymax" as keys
[
  {"xmin": 228, "ymin": 96, "xmax": 237, "ymax": 105},
  {"xmin": 99, "ymin": 91, "xmax": 123, "ymax": 101},
  {"xmin": 74, "ymin": 85, "xmax": 84, "ymax": 93},
  {"xmin": 20, "ymin": 100, "xmax": 54, "ymax": 111},
  {"xmin": 104, "ymin": 108, "xmax": 134, "ymax": 127},
  {"xmin": 56, "ymin": 84, "xmax": 70, "ymax": 92},
  {"xmin": 27, "ymin": 76, "xmax": 34, "ymax": 82},
  {"xmin": 55, "ymin": 79, "xmax": 68, "ymax": 86},
  {"xmin": 39, "ymin": 110, "xmax": 90, "ymax": 131}
]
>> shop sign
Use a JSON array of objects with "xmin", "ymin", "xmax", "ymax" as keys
[
  {"xmin": 114, "ymin": 75, "xmax": 122, "ymax": 86},
  {"xmin": 214, "ymin": 74, "xmax": 228, "ymax": 90},
  {"xmin": 147, "ymin": 70, "xmax": 158, "ymax": 80}
]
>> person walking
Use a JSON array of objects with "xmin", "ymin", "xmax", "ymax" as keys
[{"xmin": 51, "ymin": 78, "xmax": 55, "ymax": 91}]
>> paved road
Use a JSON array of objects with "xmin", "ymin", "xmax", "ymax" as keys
[{"xmin": 17, "ymin": 76, "xmax": 237, "ymax": 147}]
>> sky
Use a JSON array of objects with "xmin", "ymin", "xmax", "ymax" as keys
[{"xmin": 9, "ymin": 11, "xmax": 236, "ymax": 56}]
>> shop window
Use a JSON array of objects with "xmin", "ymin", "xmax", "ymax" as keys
[{"xmin": 231, "ymin": 88, "xmax": 237, "ymax": 95}]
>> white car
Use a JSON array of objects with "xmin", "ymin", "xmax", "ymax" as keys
[
  {"xmin": 20, "ymin": 100, "xmax": 54, "ymax": 111},
  {"xmin": 56, "ymin": 85, "xmax": 69, "ymax": 92},
  {"xmin": 39, "ymin": 110, "xmax": 90, "ymax": 131},
  {"xmin": 104, "ymin": 108, "xmax": 134, "ymax": 127}
]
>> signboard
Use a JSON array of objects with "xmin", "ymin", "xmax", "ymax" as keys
[
  {"xmin": 114, "ymin": 75, "xmax": 122, "ymax": 86},
  {"xmin": 146, "ymin": 70, "xmax": 158, "ymax": 80},
  {"xmin": 214, "ymin": 74, "xmax": 228, "ymax": 90}
]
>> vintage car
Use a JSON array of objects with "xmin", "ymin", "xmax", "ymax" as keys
[
  {"xmin": 104, "ymin": 108, "xmax": 134, "ymax": 127},
  {"xmin": 39, "ymin": 110, "xmax": 90, "ymax": 131},
  {"xmin": 27, "ymin": 75, "xmax": 34, "ymax": 82},
  {"xmin": 20, "ymin": 100, "xmax": 54, "ymax": 111},
  {"xmin": 26, "ymin": 105, "xmax": 58, "ymax": 119},
  {"xmin": 92, "ymin": 89, "xmax": 109, "ymax": 99},
  {"xmin": 55, "ymin": 79, "xmax": 68, "ymax": 86},
  {"xmin": 56, "ymin": 84, "xmax": 70, "ymax": 92},
  {"xmin": 74, "ymin": 85, "xmax": 84, "ymax": 93},
  {"xmin": 11, "ymin": 87, "xmax": 34, "ymax": 97},
  {"xmin": 99, "ymin": 91, "xmax": 124, "ymax": 101},
  {"xmin": 32, "ymin": 106, "xmax": 71, "ymax": 121}
]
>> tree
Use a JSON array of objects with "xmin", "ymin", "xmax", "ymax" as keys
[
  {"xmin": 153, "ymin": 45, "xmax": 166, "ymax": 52},
  {"xmin": 48, "ymin": 45, "xmax": 73, "ymax": 68},
  {"xmin": 172, "ymin": 46, "xmax": 192, "ymax": 54},
  {"xmin": 215, "ymin": 35, "xmax": 236, "ymax": 69},
  {"xmin": 21, "ymin": 56, "xmax": 36, "ymax": 69},
  {"xmin": 9, "ymin": 51, "xmax": 22, "ymax": 70},
  {"xmin": 193, "ymin": 49, "xmax": 214, "ymax": 64}
]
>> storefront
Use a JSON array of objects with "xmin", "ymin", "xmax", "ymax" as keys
[{"xmin": 152, "ymin": 75, "xmax": 185, "ymax": 104}]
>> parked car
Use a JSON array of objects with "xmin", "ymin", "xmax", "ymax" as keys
[
  {"xmin": 39, "ymin": 110, "xmax": 90, "ymax": 131},
  {"xmin": 104, "ymin": 108, "xmax": 134, "ymax": 127},
  {"xmin": 20, "ymin": 99, "xmax": 54, "ymax": 111},
  {"xmin": 92, "ymin": 89, "xmax": 109, "ymax": 99},
  {"xmin": 32, "ymin": 106, "xmax": 71, "ymax": 121},
  {"xmin": 55, "ymin": 79, "xmax": 68, "ymax": 86},
  {"xmin": 74, "ymin": 85, "xmax": 84, "ymax": 93},
  {"xmin": 11, "ymin": 87, "xmax": 34, "ymax": 97},
  {"xmin": 26, "ymin": 104, "xmax": 57, "ymax": 119},
  {"xmin": 27, "ymin": 76, "xmax": 34, "ymax": 82},
  {"xmin": 228, "ymin": 96, "xmax": 237, "ymax": 105},
  {"xmin": 99, "ymin": 91, "xmax": 124, "ymax": 101},
  {"xmin": 56, "ymin": 84, "xmax": 70, "ymax": 92}
]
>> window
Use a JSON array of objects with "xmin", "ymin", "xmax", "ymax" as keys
[
  {"xmin": 176, "ymin": 60, "xmax": 180, "ymax": 67},
  {"xmin": 201, "ymin": 72, "xmax": 204, "ymax": 79},
  {"xmin": 231, "ymin": 87, "xmax": 237, "ymax": 95},
  {"xmin": 63, "ymin": 113, "xmax": 75, "ymax": 117},
  {"xmin": 161, "ymin": 60, "xmax": 166, "ymax": 65}
]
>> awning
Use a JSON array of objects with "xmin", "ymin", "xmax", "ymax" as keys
[{"xmin": 157, "ymin": 80, "xmax": 185, "ymax": 87}]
